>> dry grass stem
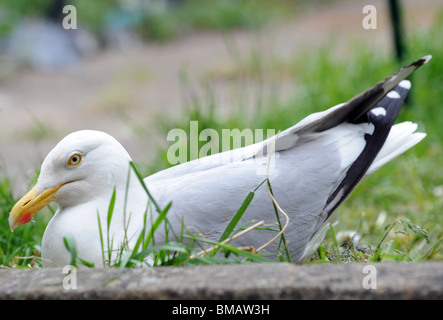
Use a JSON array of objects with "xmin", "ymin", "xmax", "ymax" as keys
[
  {"xmin": 191, "ymin": 220, "xmax": 265, "ymax": 259},
  {"xmin": 257, "ymin": 136, "xmax": 290, "ymax": 253}
]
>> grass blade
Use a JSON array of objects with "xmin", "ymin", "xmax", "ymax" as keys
[
  {"xmin": 106, "ymin": 187, "xmax": 116, "ymax": 265},
  {"xmin": 143, "ymin": 201, "xmax": 172, "ymax": 250},
  {"xmin": 329, "ymin": 224, "xmax": 341, "ymax": 262},
  {"xmin": 129, "ymin": 161, "xmax": 162, "ymax": 213},
  {"xmin": 218, "ymin": 179, "xmax": 266, "ymax": 243},
  {"xmin": 97, "ymin": 210, "xmax": 105, "ymax": 267},
  {"xmin": 131, "ymin": 209, "xmax": 149, "ymax": 258},
  {"xmin": 218, "ymin": 191, "xmax": 254, "ymax": 243},
  {"xmin": 107, "ymin": 187, "xmax": 116, "ymax": 228},
  {"xmin": 132, "ymin": 243, "xmax": 189, "ymax": 262},
  {"xmin": 266, "ymin": 178, "xmax": 291, "ymax": 262},
  {"xmin": 63, "ymin": 234, "xmax": 78, "ymax": 268},
  {"xmin": 193, "ymin": 237, "xmax": 272, "ymax": 263}
]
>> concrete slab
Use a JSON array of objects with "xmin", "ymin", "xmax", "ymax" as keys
[{"xmin": 0, "ymin": 262, "xmax": 442, "ymax": 300}]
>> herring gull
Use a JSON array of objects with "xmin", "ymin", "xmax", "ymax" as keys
[{"xmin": 9, "ymin": 56, "xmax": 431, "ymax": 267}]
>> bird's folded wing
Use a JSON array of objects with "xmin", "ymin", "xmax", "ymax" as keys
[{"xmin": 147, "ymin": 56, "xmax": 431, "ymax": 182}]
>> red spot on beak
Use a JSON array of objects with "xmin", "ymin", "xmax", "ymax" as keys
[{"xmin": 17, "ymin": 212, "xmax": 33, "ymax": 225}]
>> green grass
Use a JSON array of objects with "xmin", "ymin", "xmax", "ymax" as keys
[
  {"xmin": 1, "ymin": 11, "xmax": 443, "ymax": 268},
  {"xmin": 0, "ymin": 170, "xmax": 50, "ymax": 268}
]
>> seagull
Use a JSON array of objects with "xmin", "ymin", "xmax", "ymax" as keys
[{"xmin": 9, "ymin": 56, "xmax": 431, "ymax": 267}]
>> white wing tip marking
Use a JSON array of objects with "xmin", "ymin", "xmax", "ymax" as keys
[
  {"xmin": 399, "ymin": 80, "xmax": 411, "ymax": 90},
  {"xmin": 387, "ymin": 90, "xmax": 401, "ymax": 99},
  {"xmin": 370, "ymin": 107, "xmax": 387, "ymax": 117},
  {"xmin": 423, "ymin": 55, "xmax": 432, "ymax": 64}
]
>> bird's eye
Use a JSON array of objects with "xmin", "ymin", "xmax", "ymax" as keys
[{"xmin": 68, "ymin": 153, "xmax": 82, "ymax": 166}]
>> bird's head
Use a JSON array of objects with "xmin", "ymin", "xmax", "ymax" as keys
[{"xmin": 8, "ymin": 130, "xmax": 133, "ymax": 231}]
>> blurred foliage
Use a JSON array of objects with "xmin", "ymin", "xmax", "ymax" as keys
[
  {"xmin": 177, "ymin": 0, "xmax": 292, "ymax": 31},
  {"xmin": 0, "ymin": 0, "xmax": 119, "ymax": 36},
  {"xmin": 0, "ymin": 0, "xmax": 296, "ymax": 42}
]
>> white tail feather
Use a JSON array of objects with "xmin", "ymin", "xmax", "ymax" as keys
[{"xmin": 366, "ymin": 122, "xmax": 426, "ymax": 175}]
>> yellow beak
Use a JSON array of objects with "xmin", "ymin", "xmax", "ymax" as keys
[{"xmin": 9, "ymin": 184, "xmax": 62, "ymax": 231}]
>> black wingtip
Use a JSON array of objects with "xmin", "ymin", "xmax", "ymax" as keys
[
  {"xmin": 337, "ymin": 55, "xmax": 432, "ymax": 126},
  {"xmin": 413, "ymin": 55, "xmax": 432, "ymax": 67},
  {"xmin": 321, "ymin": 81, "xmax": 411, "ymax": 220},
  {"xmin": 294, "ymin": 55, "xmax": 431, "ymax": 135},
  {"xmin": 400, "ymin": 55, "xmax": 432, "ymax": 71}
]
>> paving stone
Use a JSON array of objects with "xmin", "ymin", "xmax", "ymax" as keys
[{"xmin": 1, "ymin": 262, "xmax": 442, "ymax": 300}]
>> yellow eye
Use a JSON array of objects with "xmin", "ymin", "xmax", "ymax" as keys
[{"xmin": 68, "ymin": 153, "xmax": 82, "ymax": 166}]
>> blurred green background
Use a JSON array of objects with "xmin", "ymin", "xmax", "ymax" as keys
[{"xmin": 0, "ymin": 0, "xmax": 294, "ymax": 41}]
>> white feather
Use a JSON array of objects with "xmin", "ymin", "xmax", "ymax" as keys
[{"xmin": 367, "ymin": 122, "xmax": 426, "ymax": 175}]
